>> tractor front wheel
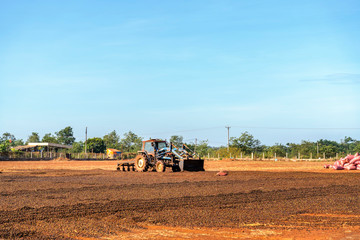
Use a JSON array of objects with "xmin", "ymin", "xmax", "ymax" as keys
[
  {"xmin": 155, "ymin": 160, "xmax": 166, "ymax": 172},
  {"xmin": 135, "ymin": 154, "xmax": 148, "ymax": 172}
]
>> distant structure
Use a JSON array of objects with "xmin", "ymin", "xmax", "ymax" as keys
[
  {"xmin": 12, "ymin": 142, "xmax": 72, "ymax": 152},
  {"xmin": 106, "ymin": 148, "xmax": 122, "ymax": 159}
]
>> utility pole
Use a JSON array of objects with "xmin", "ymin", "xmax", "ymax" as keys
[
  {"xmin": 194, "ymin": 138, "xmax": 197, "ymax": 154},
  {"xmin": 85, "ymin": 127, "xmax": 87, "ymax": 154},
  {"xmin": 225, "ymin": 126, "xmax": 231, "ymax": 151}
]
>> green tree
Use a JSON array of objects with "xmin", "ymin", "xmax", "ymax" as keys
[
  {"xmin": 26, "ymin": 132, "xmax": 40, "ymax": 144},
  {"xmin": 0, "ymin": 133, "xmax": 23, "ymax": 151},
  {"xmin": 42, "ymin": 133, "xmax": 59, "ymax": 143},
  {"xmin": 195, "ymin": 140, "xmax": 210, "ymax": 157},
  {"xmin": 183, "ymin": 139, "xmax": 215, "ymax": 157},
  {"xmin": 0, "ymin": 140, "xmax": 12, "ymax": 152},
  {"xmin": 230, "ymin": 131, "xmax": 261, "ymax": 154},
  {"xmin": 72, "ymin": 141, "xmax": 84, "ymax": 153},
  {"xmin": 1, "ymin": 132, "xmax": 16, "ymax": 143},
  {"xmin": 353, "ymin": 141, "xmax": 360, "ymax": 153},
  {"xmin": 13, "ymin": 139, "xmax": 24, "ymax": 146},
  {"xmin": 340, "ymin": 136, "xmax": 356, "ymax": 154},
  {"xmin": 86, "ymin": 138, "xmax": 106, "ymax": 153},
  {"xmin": 318, "ymin": 139, "xmax": 340, "ymax": 157},
  {"xmin": 103, "ymin": 130, "xmax": 120, "ymax": 149},
  {"xmin": 56, "ymin": 126, "xmax": 75, "ymax": 145},
  {"xmin": 267, "ymin": 143, "xmax": 287, "ymax": 157},
  {"xmin": 170, "ymin": 135, "xmax": 183, "ymax": 147},
  {"xmin": 119, "ymin": 131, "xmax": 142, "ymax": 152},
  {"xmin": 215, "ymin": 146, "xmax": 242, "ymax": 158},
  {"xmin": 320, "ymin": 145, "xmax": 338, "ymax": 157}
]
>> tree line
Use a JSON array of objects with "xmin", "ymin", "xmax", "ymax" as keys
[{"xmin": 1, "ymin": 127, "xmax": 359, "ymax": 159}]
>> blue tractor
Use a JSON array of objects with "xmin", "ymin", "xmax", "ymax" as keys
[{"xmin": 117, "ymin": 139, "xmax": 205, "ymax": 172}]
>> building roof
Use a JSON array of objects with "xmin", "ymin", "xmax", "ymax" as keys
[
  {"xmin": 13, "ymin": 142, "xmax": 72, "ymax": 150},
  {"xmin": 12, "ymin": 145, "xmax": 37, "ymax": 150}
]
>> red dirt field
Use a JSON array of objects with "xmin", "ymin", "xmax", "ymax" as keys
[{"xmin": 1, "ymin": 160, "xmax": 360, "ymax": 239}]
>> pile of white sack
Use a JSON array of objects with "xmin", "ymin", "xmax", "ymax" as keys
[{"xmin": 324, "ymin": 153, "xmax": 360, "ymax": 170}]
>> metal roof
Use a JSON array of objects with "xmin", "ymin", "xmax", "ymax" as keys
[{"xmin": 13, "ymin": 142, "xmax": 72, "ymax": 150}]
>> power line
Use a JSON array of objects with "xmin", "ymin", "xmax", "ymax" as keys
[
  {"xmin": 140, "ymin": 126, "xmax": 224, "ymax": 135},
  {"xmin": 232, "ymin": 126, "xmax": 360, "ymax": 130},
  {"xmin": 140, "ymin": 126, "xmax": 360, "ymax": 136}
]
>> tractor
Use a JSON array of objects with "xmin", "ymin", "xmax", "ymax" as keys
[{"xmin": 117, "ymin": 139, "xmax": 205, "ymax": 172}]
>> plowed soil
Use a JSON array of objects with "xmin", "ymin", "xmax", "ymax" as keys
[{"xmin": 1, "ymin": 160, "xmax": 360, "ymax": 239}]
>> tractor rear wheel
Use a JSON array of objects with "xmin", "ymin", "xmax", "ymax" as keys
[
  {"xmin": 155, "ymin": 160, "xmax": 166, "ymax": 172},
  {"xmin": 135, "ymin": 154, "xmax": 148, "ymax": 172}
]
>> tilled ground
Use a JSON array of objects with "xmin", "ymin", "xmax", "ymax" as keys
[{"xmin": 0, "ymin": 162, "xmax": 360, "ymax": 239}]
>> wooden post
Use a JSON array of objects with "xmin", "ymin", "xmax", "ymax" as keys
[
  {"xmin": 323, "ymin": 152, "xmax": 325, "ymax": 159},
  {"xmin": 274, "ymin": 152, "xmax": 277, "ymax": 160},
  {"xmin": 286, "ymin": 152, "xmax": 288, "ymax": 159},
  {"xmin": 251, "ymin": 152, "xmax": 254, "ymax": 160},
  {"xmin": 298, "ymin": 152, "xmax": 300, "ymax": 159},
  {"xmin": 336, "ymin": 153, "xmax": 338, "ymax": 159},
  {"xmin": 230, "ymin": 153, "xmax": 232, "ymax": 158},
  {"xmin": 208, "ymin": 153, "xmax": 210, "ymax": 159},
  {"xmin": 85, "ymin": 127, "xmax": 87, "ymax": 154}
]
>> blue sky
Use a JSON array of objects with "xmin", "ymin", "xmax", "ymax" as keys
[{"xmin": 0, "ymin": 0, "xmax": 359, "ymax": 146}]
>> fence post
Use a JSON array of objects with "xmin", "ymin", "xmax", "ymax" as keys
[
  {"xmin": 241, "ymin": 152, "xmax": 243, "ymax": 159},
  {"xmin": 251, "ymin": 152, "xmax": 254, "ymax": 160},
  {"xmin": 310, "ymin": 153, "xmax": 312, "ymax": 160},
  {"xmin": 274, "ymin": 152, "xmax": 276, "ymax": 160},
  {"xmin": 218, "ymin": 153, "xmax": 219, "ymax": 159},
  {"xmin": 323, "ymin": 152, "xmax": 325, "ymax": 159},
  {"xmin": 286, "ymin": 152, "xmax": 288, "ymax": 159},
  {"xmin": 298, "ymin": 152, "xmax": 300, "ymax": 160},
  {"xmin": 230, "ymin": 153, "xmax": 232, "ymax": 159},
  {"xmin": 336, "ymin": 153, "xmax": 338, "ymax": 159},
  {"xmin": 262, "ymin": 152, "xmax": 265, "ymax": 160}
]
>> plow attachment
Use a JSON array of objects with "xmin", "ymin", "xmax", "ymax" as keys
[{"xmin": 179, "ymin": 159, "xmax": 205, "ymax": 171}]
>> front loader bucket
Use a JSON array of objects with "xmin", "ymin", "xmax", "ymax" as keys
[{"xmin": 179, "ymin": 159, "xmax": 205, "ymax": 171}]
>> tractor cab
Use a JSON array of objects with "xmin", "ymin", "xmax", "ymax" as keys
[{"xmin": 142, "ymin": 139, "xmax": 167, "ymax": 155}]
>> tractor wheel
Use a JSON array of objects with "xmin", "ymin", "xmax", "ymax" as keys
[
  {"xmin": 155, "ymin": 160, "xmax": 166, "ymax": 172},
  {"xmin": 135, "ymin": 154, "xmax": 148, "ymax": 172}
]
